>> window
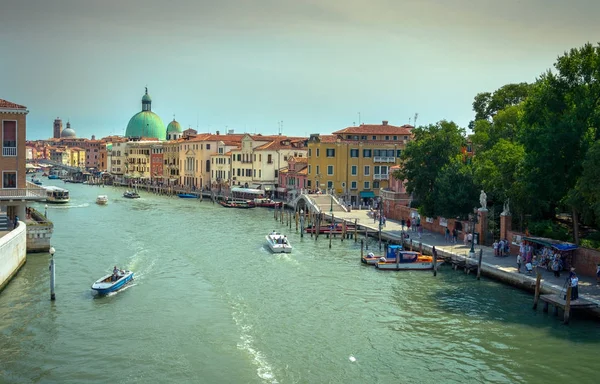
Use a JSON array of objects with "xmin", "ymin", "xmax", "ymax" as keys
[
  {"xmin": 380, "ymin": 165, "xmax": 388, "ymax": 174},
  {"xmin": 364, "ymin": 181, "xmax": 370, "ymax": 189},
  {"xmin": 327, "ymin": 181, "xmax": 333, "ymax": 188},
  {"xmin": 2, "ymin": 121, "xmax": 17, "ymax": 156},
  {"xmin": 308, "ymin": 148, "xmax": 312, "ymax": 157},
  {"xmin": 396, "ymin": 150, "xmax": 402, "ymax": 157},
  {"xmin": 374, "ymin": 166, "xmax": 380, "ymax": 174},
  {"xmin": 316, "ymin": 148, "xmax": 320, "ymax": 157},
  {"xmin": 206, "ymin": 144, "xmax": 211, "ymax": 150},
  {"xmin": 363, "ymin": 149, "xmax": 371, "ymax": 158},
  {"xmin": 372, "ymin": 136, "xmax": 376, "ymax": 140},
  {"xmin": 361, "ymin": 135, "xmax": 367, "ymax": 140},
  {"xmin": 274, "ymin": 170, "xmax": 278, "ymax": 177},
  {"xmin": 308, "ymin": 165, "xmax": 311, "ymax": 174},
  {"xmin": 316, "ymin": 165, "xmax": 320, "ymax": 175},
  {"xmin": 364, "ymin": 166, "xmax": 370, "ymax": 176},
  {"xmin": 350, "ymin": 181, "xmax": 357, "ymax": 189},
  {"xmin": 351, "ymin": 165, "xmax": 357, "ymax": 176},
  {"xmin": 327, "ymin": 165, "xmax": 334, "ymax": 175},
  {"xmin": 385, "ymin": 136, "xmax": 390, "ymax": 140},
  {"xmin": 326, "ymin": 148, "xmax": 335, "ymax": 157},
  {"xmin": 3, "ymin": 171, "xmax": 16, "ymax": 188},
  {"xmin": 393, "ymin": 136, "xmax": 397, "ymax": 140},
  {"xmin": 373, "ymin": 181, "xmax": 380, "ymax": 188},
  {"xmin": 267, "ymin": 154, "xmax": 272, "ymax": 163},
  {"xmin": 350, "ymin": 149, "xmax": 359, "ymax": 158}
]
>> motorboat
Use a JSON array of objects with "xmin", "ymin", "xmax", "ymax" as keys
[
  {"xmin": 96, "ymin": 195, "xmax": 108, "ymax": 205},
  {"xmin": 361, "ymin": 244, "xmax": 402, "ymax": 265},
  {"xmin": 376, "ymin": 250, "xmax": 444, "ymax": 270},
  {"xmin": 123, "ymin": 190, "xmax": 140, "ymax": 199},
  {"xmin": 265, "ymin": 231, "xmax": 292, "ymax": 253},
  {"xmin": 31, "ymin": 177, "xmax": 43, "ymax": 185},
  {"xmin": 91, "ymin": 270, "xmax": 134, "ymax": 295},
  {"xmin": 219, "ymin": 198, "xmax": 255, "ymax": 209},
  {"xmin": 48, "ymin": 174, "xmax": 60, "ymax": 180},
  {"xmin": 253, "ymin": 198, "xmax": 282, "ymax": 208},
  {"xmin": 178, "ymin": 193, "xmax": 198, "ymax": 198}
]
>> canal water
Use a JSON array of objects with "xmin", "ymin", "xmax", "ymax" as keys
[{"xmin": 1, "ymin": 180, "xmax": 599, "ymax": 383}]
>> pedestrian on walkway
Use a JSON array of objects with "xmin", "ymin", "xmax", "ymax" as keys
[
  {"xmin": 552, "ymin": 258, "xmax": 561, "ymax": 278},
  {"xmin": 525, "ymin": 260, "xmax": 533, "ymax": 275},
  {"xmin": 570, "ymin": 271, "xmax": 579, "ymax": 300},
  {"xmin": 452, "ymin": 228, "xmax": 458, "ymax": 244},
  {"xmin": 445, "ymin": 227, "xmax": 450, "ymax": 243},
  {"xmin": 401, "ymin": 218, "xmax": 406, "ymax": 230},
  {"xmin": 516, "ymin": 254, "xmax": 522, "ymax": 273},
  {"xmin": 406, "ymin": 218, "xmax": 411, "ymax": 232},
  {"xmin": 493, "ymin": 240, "xmax": 499, "ymax": 256}
]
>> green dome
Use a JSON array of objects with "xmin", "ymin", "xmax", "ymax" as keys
[
  {"xmin": 142, "ymin": 93, "xmax": 152, "ymax": 103},
  {"xmin": 167, "ymin": 119, "xmax": 182, "ymax": 133},
  {"xmin": 126, "ymin": 111, "xmax": 166, "ymax": 139}
]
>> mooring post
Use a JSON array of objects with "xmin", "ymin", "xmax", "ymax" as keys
[
  {"xmin": 432, "ymin": 246, "xmax": 438, "ymax": 277},
  {"xmin": 564, "ymin": 285, "xmax": 572, "ymax": 324},
  {"xmin": 476, "ymin": 249, "xmax": 483, "ymax": 280},
  {"xmin": 410, "ymin": 239, "xmax": 413, "ymax": 251},
  {"xmin": 419, "ymin": 242, "xmax": 423, "ymax": 254},
  {"xmin": 329, "ymin": 218, "xmax": 333, "ymax": 249},
  {"xmin": 361, "ymin": 239, "xmax": 364, "ymax": 259},
  {"xmin": 533, "ymin": 273, "xmax": 542, "ymax": 309},
  {"xmin": 295, "ymin": 211, "xmax": 299, "ymax": 232},
  {"xmin": 341, "ymin": 220, "xmax": 346, "ymax": 242},
  {"xmin": 365, "ymin": 226, "xmax": 369, "ymax": 250},
  {"xmin": 354, "ymin": 219, "xmax": 358, "ymax": 242},
  {"xmin": 49, "ymin": 246, "xmax": 56, "ymax": 301}
]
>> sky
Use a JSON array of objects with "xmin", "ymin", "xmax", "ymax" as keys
[{"xmin": 1, "ymin": 0, "xmax": 598, "ymax": 140}]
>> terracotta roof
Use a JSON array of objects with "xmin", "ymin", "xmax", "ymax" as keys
[
  {"xmin": 310, "ymin": 135, "xmax": 338, "ymax": 143},
  {"xmin": 293, "ymin": 157, "xmax": 308, "ymax": 163},
  {"xmin": 333, "ymin": 123, "xmax": 413, "ymax": 136},
  {"xmin": 0, "ymin": 98, "xmax": 27, "ymax": 109}
]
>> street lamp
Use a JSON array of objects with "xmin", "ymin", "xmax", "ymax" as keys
[
  {"xmin": 469, "ymin": 210, "xmax": 478, "ymax": 258},
  {"xmin": 44, "ymin": 204, "xmax": 48, "ymax": 219},
  {"xmin": 378, "ymin": 197, "xmax": 383, "ymax": 250}
]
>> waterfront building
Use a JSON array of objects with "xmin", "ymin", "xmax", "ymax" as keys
[
  {"xmin": 162, "ymin": 138, "xmax": 182, "ymax": 185},
  {"xmin": 278, "ymin": 156, "xmax": 308, "ymax": 200},
  {"xmin": 380, "ymin": 164, "xmax": 412, "ymax": 221},
  {"xmin": 69, "ymin": 147, "xmax": 86, "ymax": 169},
  {"xmin": 125, "ymin": 139, "xmax": 159, "ymax": 180},
  {"xmin": 253, "ymin": 137, "xmax": 307, "ymax": 197},
  {"xmin": 49, "ymin": 147, "xmax": 70, "ymax": 166},
  {"xmin": 150, "ymin": 143, "xmax": 164, "ymax": 184},
  {"xmin": 307, "ymin": 121, "xmax": 413, "ymax": 206},
  {"xmin": 229, "ymin": 134, "xmax": 275, "ymax": 189},
  {"xmin": 108, "ymin": 141, "xmax": 128, "ymax": 180}
]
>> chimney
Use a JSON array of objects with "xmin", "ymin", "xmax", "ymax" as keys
[
  {"xmin": 216, "ymin": 130, "xmax": 220, "ymax": 135},
  {"xmin": 382, "ymin": 120, "xmax": 388, "ymax": 126}
]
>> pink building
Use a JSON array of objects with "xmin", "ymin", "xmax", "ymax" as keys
[{"xmin": 278, "ymin": 156, "xmax": 308, "ymax": 199}]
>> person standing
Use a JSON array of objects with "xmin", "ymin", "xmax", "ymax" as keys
[
  {"xmin": 401, "ymin": 218, "xmax": 406, "ymax": 230},
  {"xmin": 516, "ymin": 253, "xmax": 522, "ymax": 273},
  {"xmin": 552, "ymin": 257, "xmax": 561, "ymax": 278},
  {"xmin": 445, "ymin": 227, "xmax": 450, "ymax": 243},
  {"xmin": 452, "ymin": 228, "xmax": 458, "ymax": 244},
  {"xmin": 406, "ymin": 218, "xmax": 411, "ymax": 232},
  {"xmin": 493, "ymin": 240, "xmax": 499, "ymax": 256},
  {"xmin": 570, "ymin": 271, "xmax": 579, "ymax": 300}
]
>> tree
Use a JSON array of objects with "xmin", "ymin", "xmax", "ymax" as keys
[
  {"xmin": 472, "ymin": 83, "xmax": 531, "ymax": 122},
  {"xmin": 520, "ymin": 43, "xmax": 600, "ymax": 241},
  {"xmin": 573, "ymin": 140, "xmax": 600, "ymax": 226},
  {"xmin": 433, "ymin": 159, "xmax": 479, "ymax": 219},
  {"xmin": 394, "ymin": 120, "xmax": 466, "ymax": 217}
]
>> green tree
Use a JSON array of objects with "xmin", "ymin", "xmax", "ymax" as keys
[
  {"xmin": 394, "ymin": 120, "xmax": 466, "ymax": 217},
  {"xmin": 573, "ymin": 140, "xmax": 600, "ymax": 225},
  {"xmin": 521, "ymin": 43, "xmax": 600, "ymax": 241},
  {"xmin": 433, "ymin": 159, "xmax": 479, "ymax": 219},
  {"xmin": 471, "ymin": 83, "xmax": 531, "ymax": 123}
]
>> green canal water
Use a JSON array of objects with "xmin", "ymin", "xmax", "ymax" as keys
[{"xmin": 1, "ymin": 180, "xmax": 599, "ymax": 383}]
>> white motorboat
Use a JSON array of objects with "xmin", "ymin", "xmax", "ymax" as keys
[
  {"xmin": 96, "ymin": 195, "xmax": 108, "ymax": 205},
  {"xmin": 265, "ymin": 232, "xmax": 292, "ymax": 253}
]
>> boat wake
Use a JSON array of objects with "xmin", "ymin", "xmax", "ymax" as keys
[
  {"xmin": 49, "ymin": 203, "xmax": 90, "ymax": 209},
  {"xmin": 104, "ymin": 281, "xmax": 137, "ymax": 297},
  {"xmin": 230, "ymin": 297, "xmax": 279, "ymax": 384}
]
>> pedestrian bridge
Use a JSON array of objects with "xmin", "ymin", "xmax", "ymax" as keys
[{"xmin": 292, "ymin": 193, "xmax": 348, "ymax": 214}]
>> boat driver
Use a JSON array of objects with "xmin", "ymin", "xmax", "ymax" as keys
[{"xmin": 112, "ymin": 266, "xmax": 119, "ymax": 281}]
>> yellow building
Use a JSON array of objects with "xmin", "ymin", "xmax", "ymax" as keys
[
  {"xmin": 307, "ymin": 121, "xmax": 413, "ymax": 206},
  {"xmin": 69, "ymin": 147, "xmax": 86, "ymax": 169}
]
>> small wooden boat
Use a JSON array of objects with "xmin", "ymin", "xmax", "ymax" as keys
[
  {"xmin": 31, "ymin": 178, "xmax": 43, "ymax": 185},
  {"xmin": 123, "ymin": 190, "xmax": 140, "ymax": 199},
  {"xmin": 219, "ymin": 198, "xmax": 255, "ymax": 209},
  {"xmin": 178, "ymin": 193, "xmax": 198, "ymax": 198},
  {"xmin": 361, "ymin": 244, "xmax": 402, "ymax": 265},
  {"xmin": 376, "ymin": 250, "xmax": 443, "ymax": 270},
  {"xmin": 48, "ymin": 174, "xmax": 60, "ymax": 180},
  {"xmin": 91, "ymin": 270, "xmax": 134, "ymax": 295},
  {"xmin": 253, "ymin": 198, "xmax": 283, "ymax": 208},
  {"xmin": 265, "ymin": 232, "xmax": 292, "ymax": 253},
  {"xmin": 96, "ymin": 195, "xmax": 108, "ymax": 205}
]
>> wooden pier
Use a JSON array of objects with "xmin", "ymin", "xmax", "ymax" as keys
[{"xmin": 532, "ymin": 275, "xmax": 598, "ymax": 324}]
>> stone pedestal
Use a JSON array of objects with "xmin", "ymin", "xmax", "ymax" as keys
[
  {"xmin": 476, "ymin": 208, "xmax": 488, "ymax": 246},
  {"xmin": 500, "ymin": 214, "xmax": 511, "ymax": 241}
]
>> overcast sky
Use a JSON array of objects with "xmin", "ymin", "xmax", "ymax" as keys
[{"xmin": 1, "ymin": 0, "xmax": 598, "ymax": 140}]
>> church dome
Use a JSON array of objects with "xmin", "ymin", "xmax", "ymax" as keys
[
  {"xmin": 61, "ymin": 122, "xmax": 76, "ymax": 138},
  {"xmin": 167, "ymin": 119, "xmax": 182, "ymax": 133},
  {"xmin": 125, "ymin": 88, "xmax": 166, "ymax": 139}
]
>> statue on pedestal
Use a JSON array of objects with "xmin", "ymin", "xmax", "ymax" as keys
[
  {"xmin": 479, "ymin": 190, "xmax": 487, "ymax": 210},
  {"xmin": 501, "ymin": 198, "xmax": 511, "ymax": 216}
]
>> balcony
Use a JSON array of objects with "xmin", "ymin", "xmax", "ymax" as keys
[
  {"xmin": 373, "ymin": 156, "xmax": 395, "ymax": 163},
  {"xmin": 3, "ymin": 147, "xmax": 17, "ymax": 157},
  {"xmin": 0, "ymin": 181, "xmax": 47, "ymax": 200},
  {"xmin": 373, "ymin": 174, "xmax": 389, "ymax": 180}
]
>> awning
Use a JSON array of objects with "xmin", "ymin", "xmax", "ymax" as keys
[
  {"xmin": 263, "ymin": 186, "xmax": 273, "ymax": 191},
  {"xmin": 360, "ymin": 191, "xmax": 375, "ymax": 198},
  {"xmin": 276, "ymin": 187, "xmax": 287, "ymax": 192},
  {"xmin": 523, "ymin": 236, "xmax": 578, "ymax": 251}
]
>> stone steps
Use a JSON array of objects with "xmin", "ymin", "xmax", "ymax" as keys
[{"xmin": 0, "ymin": 213, "xmax": 9, "ymax": 230}]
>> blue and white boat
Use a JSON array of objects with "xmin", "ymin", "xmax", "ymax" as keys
[
  {"xmin": 91, "ymin": 270, "xmax": 134, "ymax": 295},
  {"xmin": 177, "ymin": 193, "xmax": 198, "ymax": 198}
]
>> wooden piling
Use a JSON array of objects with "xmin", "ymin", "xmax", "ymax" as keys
[
  {"xmin": 476, "ymin": 249, "xmax": 483, "ymax": 280},
  {"xmin": 365, "ymin": 227, "xmax": 368, "ymax": 250},
  {"xmin": 329, "ymin": 219, "xmax": 333, "ymax": 249},
  {"xmin": 295, "ymin": 211, "xmax": 299, "ymax": 232},
  {"xmin": 432, "ymin": 246, "xmax": 437, "ymax": 277},
  {"xmin": 533, "ymin": 273, "xmax": 542, "ymax": 309},
  {"xmin": 361, "ymin": 239, "xmax": 364, "ymax": 258},
  {"xmin": 341, "ymin": 220, "xmax": 346, "ymax": 242},
  {"xmin": 564, "ymin": 285, "xmax": 572, "ymax": 324},
  {"xmin": 354, "ymin": 219, "xmax": 358, "ymax": 242}
]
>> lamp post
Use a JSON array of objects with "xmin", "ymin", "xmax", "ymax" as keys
[
  {"xmin": 49, "ymin": 246, "xmax": 56, "ymax": 301},
  {"xmin": 44, "ymin": 204, "xmax": 48, "ymax": 219}
]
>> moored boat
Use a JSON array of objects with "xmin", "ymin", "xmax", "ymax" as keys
[
  {"xmin": 253, "ymin": 198, "xmax": 282, "ymax": 208},
  {"xmin": 48, "ymin": 174, "xmax": 59, "ymax": 180},
  {"xmin": 361, "ymin": 244, "xmax": 402, "ymax": 265},
  {"xmin": 305, "ymin": 223, "xmax": 356, "ymax": 234},
  {"xmin": 96, "ymin": 195, "xmax": 108, "ymax": 205},
  {"xmin": 91, "ymin": 270, "xmax": 134, "ymax": 295},
  {"xmin": 376, "ymin": 250, "xmax": 443, "ymax": 270},
  {"xmin": 219, "ymin": 198, "xmax": 255, "ymax": 209},
  {"xmin": 31, "ymin": 177, "xmax": 43, "ymax": 185},
  {"xmin": 178, "ymin": 193, "xmax": 198, "ymax": 198},
  {"xmin": 265, "ymin": 231, "xmax": 292, "ymax": 253},
  {"xmin": 123, "ymin": 190, "xmax": 140, "ymax": 199}
]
